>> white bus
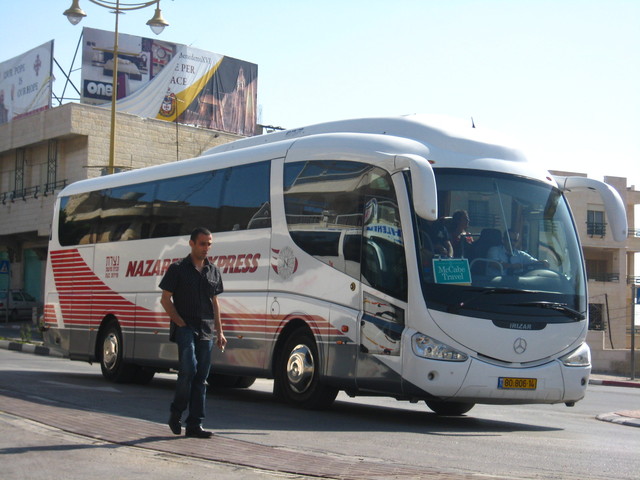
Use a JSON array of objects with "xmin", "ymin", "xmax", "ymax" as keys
[{"xmin": 42, "ymin": 115, "xmax": 627, "ymax": 415}]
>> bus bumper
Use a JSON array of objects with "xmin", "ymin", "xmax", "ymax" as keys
[
  {"xmin": 42, "ymin": 326, "xmax": 71, "ymax": 358},
  {"xmin": 405, "ymin": 353, "xmax": 590, "ymax": 405},
  {"xmin": 452, "ymin": 357, "xmax": 590, "ymax": 405}
]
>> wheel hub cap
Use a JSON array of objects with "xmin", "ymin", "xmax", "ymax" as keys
[
  {"xmin": 103, "ymin": 333, "xmax": 118, "ymax": 371},
  {"xmin": 286, "ymin": 344, "xmax": 314, "ymax": 394}
]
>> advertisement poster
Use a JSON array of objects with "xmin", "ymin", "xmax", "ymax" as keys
[
  {"xmin": 0, "ymin": 41, "xmax": 53, "ymax": 124},
  {"xmin": 81, "ymin": 27, "xmax": 257, "ymax": 136}
]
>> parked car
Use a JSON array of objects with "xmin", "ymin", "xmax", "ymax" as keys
[{"xmin": 0, "ymin": 290, "xmax": 40, "ymax": 321}]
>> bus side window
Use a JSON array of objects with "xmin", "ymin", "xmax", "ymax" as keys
[{"xmin": 284, "ymin": 160, "xmax": 366, "ymax": 278}]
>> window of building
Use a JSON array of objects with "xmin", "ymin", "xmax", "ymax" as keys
[
  {"xmin": 468, "ymin": 200, "xmax": 493, "ymax": 228},
  {"xmin": 587, "ymin": 210, "xmax": 606, "ymax": 237},
  {"xmin": 46, "ymin": 140, "xmax": 57, "ymax": 192},
  {"xmin": 588, "ymin": 303, "xmax": 605, "ymax": 330},
  {"xmin": 14, "ymin": 148, "xmax": 25, "ymax": 196}
]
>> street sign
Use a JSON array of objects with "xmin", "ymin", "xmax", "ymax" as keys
[{"xmin": 0, "ymin": 260, "xmax": 9, "ymax": 275}]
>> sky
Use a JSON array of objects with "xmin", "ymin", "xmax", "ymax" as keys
[{"xmin": 2, "ymin": 0, "xmax": 639, "ymax": 187}]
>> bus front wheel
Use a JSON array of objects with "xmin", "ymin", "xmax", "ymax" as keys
[
  {"xmin": 426, "ymin": 400, "xmax": 475, "ymax": 416},
  {"xmin": 274, "ymin": 328, "xmax": 338, "ymax": 409},
  {"xmin": 209, "ymin": 374, "xmax": 256, "ymax": 389}
]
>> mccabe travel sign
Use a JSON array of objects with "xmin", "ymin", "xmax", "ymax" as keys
[
  {"xmin": 0, "ymin": 41, "xmax": 53, "ymax": 124},
  {"xmin": 433, "ymin": 258, "xmax": 471, "ymax": 285},
  {"xmin": 81, "ymin": 27, "xmax": 257, "ymax": 136}
]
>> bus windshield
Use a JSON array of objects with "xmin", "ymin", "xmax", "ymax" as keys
[{"xmin": 412, "ymin": 169, "xmax": 587, "ymax": 322}]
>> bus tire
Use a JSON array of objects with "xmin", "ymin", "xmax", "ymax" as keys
[
  {"xmin": 235, "ymin": 376, "xmax": 257, "ymax": 388},
  {"xmin": 274, "ymin": 327, "xmax": 338, "ymax": 409},
  {"xmin": 209, "ymin": 374, "xmax": 256, "ymax": 389},
  {"xmin": 98, "ymin": 321, "xmax": 137, "ymax": 383},
  {"xmin": 426, "ymin": 400, "xmax": 475, "ymax": 416},
  {"xmin": 132, "ymin": 366, "xmax": 155, "ymax": 385}
]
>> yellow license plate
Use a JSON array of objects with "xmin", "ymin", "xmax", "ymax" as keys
[{"xmin": 498, "ymin": 377, "xmax": 537, "ymax": 390}]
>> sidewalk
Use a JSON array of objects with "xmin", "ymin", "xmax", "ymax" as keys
[{"xmin": 0, "ymin": 391, "xmax": 490, "ymax": 480}]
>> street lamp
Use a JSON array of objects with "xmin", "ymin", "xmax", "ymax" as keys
[{"xmin": 63, "ymin": 1, "xmax": 169, "ymax": 174}]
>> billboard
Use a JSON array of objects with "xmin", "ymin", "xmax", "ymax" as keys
[
  {"xmin": 0, "ymin": 41, "xmax": 53, "ymax": 124},
  {"xmin": 81, "ymin": 28, "xmax": 257, "ymax": 136}
]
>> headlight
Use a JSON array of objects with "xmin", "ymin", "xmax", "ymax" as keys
[
  {"xmin": 561, "ymin": 343, "xmax": 591, "ymax": 367},
  {"xmin": 412, "ymin": 333, "xmax": 468, "ymax": 362}
]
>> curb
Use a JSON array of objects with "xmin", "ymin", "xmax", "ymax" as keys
[
  {"xmin": 596, "ymin": 412, "xmax": 640, "ymax": 428},
  {"xmin": 588, "ymin": 378, "xmax": 640, "ymax": 389},
  {"xmin": 0, "ymin": 339, "xmax": 65, "ymax": 358}
]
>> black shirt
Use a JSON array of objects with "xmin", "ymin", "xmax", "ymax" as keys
[{"xmin": 159, "ymin": 255, "xmax": 223, "ymax": 340}]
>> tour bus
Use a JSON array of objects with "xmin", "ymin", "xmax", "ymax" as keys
[{"xmin": 42, "ymin": 115, "xmax": 627, "ymax": 415}]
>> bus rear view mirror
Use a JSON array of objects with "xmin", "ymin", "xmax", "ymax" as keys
[
  {"xmin": 394, "ymin": 154, "xmax": 438, "ymax": 221},
  {"xmin": 553, "ymin": 175, "xmax": 628, "ymax": 243}
]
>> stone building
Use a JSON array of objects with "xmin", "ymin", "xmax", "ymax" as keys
[{"xmin": 0, "ymin": 102, "xmax": 240, "ymax": 303}]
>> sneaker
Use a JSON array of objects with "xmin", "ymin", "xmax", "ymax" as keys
[
  {"xmin": 185, "ymin": 426, "xmax": 213, "ymax": 438},
  {"xmin": 168, "ymin": 412, "xmax": 181, "ymax": 435}
]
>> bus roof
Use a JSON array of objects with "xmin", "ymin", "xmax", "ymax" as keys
[
  {"xmin": 205, "ymin": 114, "xmax": 526, "ymax": 162},
  {"xmin": 204, "ymin": 114, "xmax": 553, "ymax": 183}
]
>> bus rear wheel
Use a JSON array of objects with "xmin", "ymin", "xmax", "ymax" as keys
[
  {"xmin": 426, "ymin": 400, "xmax": 475, "ymax": 416},
  {"xmin": 274, "ymin": 327, "xmax": 338, "ymax": 409},
  {"xmin": 99, "ymin": 321, "xmax": 139, "ymax": 383}
]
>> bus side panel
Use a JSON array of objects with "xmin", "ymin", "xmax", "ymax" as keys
[
  {"xmin": 208, "ymin": 228, "xmax": 272, "ymax": 375},
  {"xmin": 116, "ymin": 293, "xmax": 137, "ymax": 361},
  {"xmin": 50, "ymin": 246, "xmax": 94, "ymax": 360},
  {"xmin": 326, "ymin": 304, "xmax": 359, "ymax": 390},
  {"xmin": 211, "ymin": 292, "xmax": 270, "ymax": 375},
  {"xmin": 134, "ymin": 293, "xmax": 177, "ymax": 368},
  {"xmin": 92, "ymin": 240, "xmax": 176, "ymax": 366}
]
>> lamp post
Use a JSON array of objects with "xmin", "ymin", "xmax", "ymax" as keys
[{"xmin": 63, "ymin": 0, "xmax": 168, "ymax": 175}]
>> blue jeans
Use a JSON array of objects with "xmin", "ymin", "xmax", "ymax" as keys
[{"xmin": 171, "ymin": 325, "xmax": 213, "ymax": 428}]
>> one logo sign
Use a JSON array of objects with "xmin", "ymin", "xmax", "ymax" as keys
[
  {"xmin": 432, "ymin": 258, "xmax": 471, "ymax": 285},
  {"xmin": 0, "ymin": 260, "xmax": 9, "ymax": 275},
  {"xmin": 513, "ymin": 337, "xmax": 527, "ymax": 354}
]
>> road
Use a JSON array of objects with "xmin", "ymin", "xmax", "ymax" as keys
[{"xmin": 0, "ymin": 348, "xmax": 638, "ymax": 479}]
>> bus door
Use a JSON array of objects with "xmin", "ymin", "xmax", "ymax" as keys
[
  {"xmin": 355, "ymin": 192, "xmax": 408, "ymax": 394},
  {"xmin": 356, "ymin": 263, "xmax": 407, "ymax": 393}
]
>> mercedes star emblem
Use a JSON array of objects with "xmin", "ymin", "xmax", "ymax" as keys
[{"xmin": 513, "ymin": 337, "xmax": 527, "ymax": 354}]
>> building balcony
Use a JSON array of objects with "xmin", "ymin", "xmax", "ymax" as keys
[
  {"xmin": 587, "ymin": 273, "xmax": 620, "ymax": 283},
  {"xmin": 628, "ymin": 229, "xmax": 640, "ymax": 252},
  {"xmin": 0, "ymin": 180, "xmax": 67, "ymax": 204}
]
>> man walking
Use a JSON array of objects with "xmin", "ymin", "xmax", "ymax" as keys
[{"xmin": 160, "ymin": 227, "xmax": 227, "ymax": 438}]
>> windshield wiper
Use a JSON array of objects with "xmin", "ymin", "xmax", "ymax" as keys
[
  {"xmin": 448, "ymin": 287, "xmax": 530, "ymax": 314},
  {"xmin": 511, "ymin": 301, "xmax": 585, "ymax": 321}
]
